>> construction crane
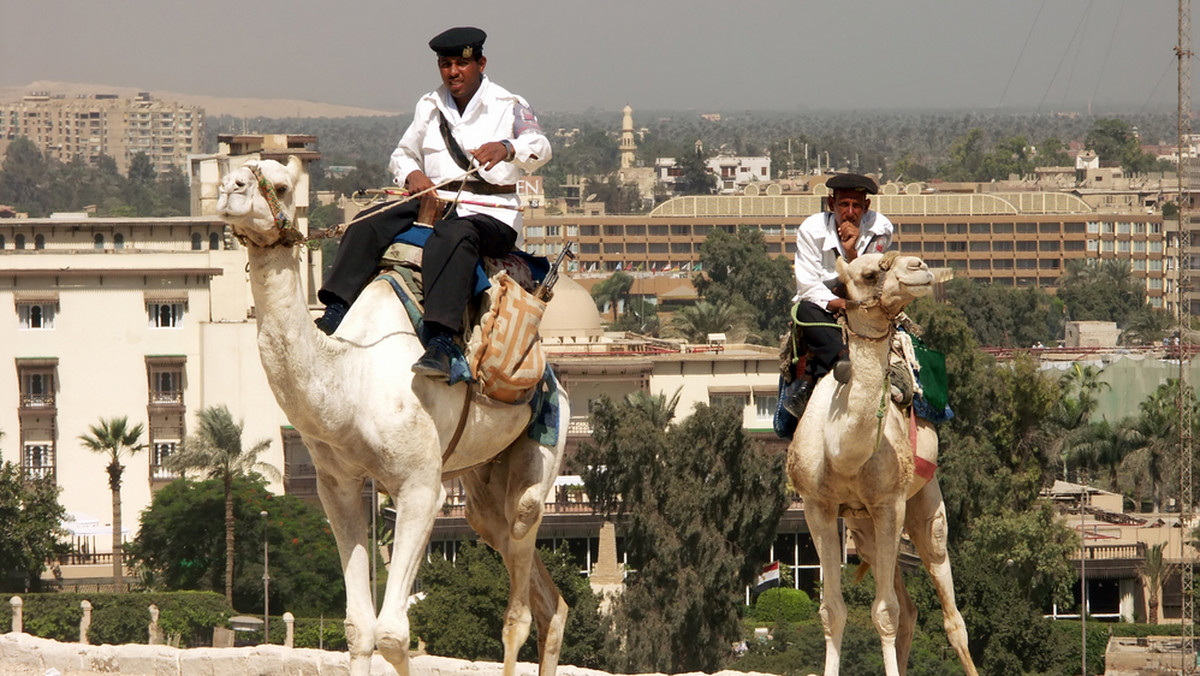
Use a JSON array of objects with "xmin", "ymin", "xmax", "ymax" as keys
[{"xmin": 1177, "ymin": 0, "xmax": 1194, "ymax": 671}]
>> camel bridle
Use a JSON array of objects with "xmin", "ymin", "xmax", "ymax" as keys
[{"xmin": 240, "ymin": 164, "xmax": 306, "ymax": 248}]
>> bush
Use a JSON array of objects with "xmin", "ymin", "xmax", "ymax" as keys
[
  {"xmin": 0, "ymin": 591, "xmax": 231, "ymax": 647},
  {"xmin": 291, "ymin": 615, "xmax": 348, "ymax": 651},
  {"xmin": 753, "ymin": 587, "xmax": 814, "ymax": 623}
]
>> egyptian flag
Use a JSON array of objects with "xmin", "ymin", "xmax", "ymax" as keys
[{"xmin": 755, "ymin": 561, "xmax": 780, "ymax": 593}]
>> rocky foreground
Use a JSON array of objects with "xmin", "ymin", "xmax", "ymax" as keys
[{"xmin": 0, "ymin": 632, "xmax": 787, "ymax": 676}]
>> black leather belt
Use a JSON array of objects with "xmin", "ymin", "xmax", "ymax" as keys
[{"xmin": 442, "ymin": 180, "xmax": 516, "ymax": 196}]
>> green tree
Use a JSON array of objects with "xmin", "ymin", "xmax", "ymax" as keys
[
  {"xmin": 1085, "ymin": 118, "xmax": 1165, "ymax": 175},
  {"xmin": 129, "ymin": 476, "xmax": 344, "ymax": 615},
  {"xmin": 1119, "ymin": 380, "xmax": 1196, "ymax": 512},
  {"xmin": 0, "ymin": 459, "xmax": 69, "ymax": 592},
  {"xmin": 0, "ymin": 137, "xmax": 52, "ymax": 216},
  {"xmin": 676, "ymin": 143, "xmax": 716, "ymax": 195},
  {"xmin": 1057, "ymin": 258, "xmax": 1145, "ymax": 325},
  {"xmin": 127, "ymin": 152, "xmax": 156, "ymax": 183},
  {"xmin": 589, "ymin": 271, "xmax": 634, "ymax": 321},
  {"xmin": 609, "ymin": 297, "xmax": 660, "ymax": 335},
  {"xmin": 694, "ymin": 226, "xmax": 794, "ymax": 341},
  {"xmin": 409, "ymin": 540, "xmax": 608, "ymax": 668},
  {"xmin": 1140, "ymin": 542, "xmax": 1177, "ymax": 625},
  {"xmin": 78, "ymin": 416, "xmax": 146, "ymax": 592},
  {"xmin": 164, "ymin": 405, "xmax": 278, "ymax": 605},
  {"xmin": 1037, "ymin": 137, "xmax": 1073, "ymax": 167},
  {"xmin": 574, "ymin": 399, "xmax": 787, "ymax": 673},
  {"xmin": 941, "ymin": 277, "xmax": 1062, "ymax": 347}
]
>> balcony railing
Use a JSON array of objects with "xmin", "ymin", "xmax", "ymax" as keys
[
  {"xmin": 19, "ymin": 393, "xmax": 55, "ymax": 408},
  {"xmin": 23, "ymin": 465, "xmax": 54, "ymax": 481},
  {"xmin": 149, "ymin": 464, "xmax": 181, "ymax": 482},
  {"xmin": 150, "ymin": 390, "xmax": 183, "ymax": 405}
]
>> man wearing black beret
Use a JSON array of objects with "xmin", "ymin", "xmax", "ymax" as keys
[
  {"xmin": 315, "ymin": 26, "xmax": 551, "ymax": 381},
  {"xmin": 784, "ymin": 172, "xmax": 894, "ymax": 419}
]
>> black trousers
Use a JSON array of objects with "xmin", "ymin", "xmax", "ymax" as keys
[
  {"xmin": 319, "ymin": 199, "xmax": 421, "ymax": 307},
  {"xmin": 422, "ymin": 214, "xmax": 516, "ymax": 332},
  {"xmin": 318, "ymin": 200, "xmax": 515, "ymax": 333},
  {"xmin": 794, "ymin": 300, "xmax": 846, "ymax": 380}
]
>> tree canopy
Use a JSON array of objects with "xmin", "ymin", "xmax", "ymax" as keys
[
  {"xmin": 129, "ymin": 476, "xmax": 343, "ymax": 615},
  {"xmin": 573, "ymin": 395, "xmax": 787, "ymax": 673},
  {"xmin": 0, "ymin": 460, "xmax": 69, "ymax": 592},
  {"xmin": 694, "ymin": 226, "xmax": 794, "ymax": 342}
]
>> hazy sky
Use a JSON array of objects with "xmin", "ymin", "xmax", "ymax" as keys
[{"xmin": 0, "ymin": 0, "xmax": 1189, "ymax": 114}]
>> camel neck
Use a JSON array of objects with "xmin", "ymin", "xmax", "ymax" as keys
[
  {"xmin": 245, "ymin": 244, "xmax": 335, "ymax": 416},
  {"xmin": 839, "ymin": 325, "xmax": 892, "ymax": 447}
]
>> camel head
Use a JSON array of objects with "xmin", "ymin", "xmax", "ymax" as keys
[
  {"xmin": 216, "ymin": 156, "xmax": 303, "ymax": 248},
  {"xmin": 836, "ymin": 251, "xmax": 934, "ymax": 322}
]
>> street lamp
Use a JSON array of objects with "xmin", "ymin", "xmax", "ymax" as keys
[{"xmin": 261, "ymin": 510, "xmax": 270, "ymax": 644}]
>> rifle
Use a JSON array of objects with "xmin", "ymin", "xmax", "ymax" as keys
[{"xmin": 533, "ymin": 242, "xmax": 576, "ymax": 301}]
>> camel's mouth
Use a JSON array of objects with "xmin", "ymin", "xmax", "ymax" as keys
[
  {"xmin": 899, "ymin": 274, "xmax": 935, "ymax": 297},
  {"xmin": 216, "ymin": 170, "xmax": 257, "ymax": 218}
]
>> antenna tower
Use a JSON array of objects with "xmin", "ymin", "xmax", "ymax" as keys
[{"xmin": 1178, "ymin": 0, "xmax": 1194, "ymax": 671}]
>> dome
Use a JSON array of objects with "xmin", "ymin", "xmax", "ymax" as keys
[{"xmin": 541, "ymin": 274, "xmax": 603, "ymax": 340}]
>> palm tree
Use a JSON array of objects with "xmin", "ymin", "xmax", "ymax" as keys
[
  {"xmin": 624, "ymin": 388, "xmax": 681, "ymax": 431},
  {"xmin": 164, "ymin": 405, "xmax": 278, "ymax": 605},
  {"xmin": 1139, "ymin": 543, "xmax": 1177, "ymax": 624},
  {"xmin": 591, "ymin": 271, "xmax": 634, "ymax": 321},
  {"xmin": 79, "ymin": 416, "xmax": 145, "ymax": 592},
  {"xmin": 668, "ymin": 301, "xmax": 748, "ymax": 343}
]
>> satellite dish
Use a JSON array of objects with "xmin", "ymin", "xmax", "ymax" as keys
[
  {"xmin": 813, "ymin": 183, "xmax": 828, "ymax": 197},
  {"xmin": 743, "ymin": 183, "xmax": 760, "ymax": 196},
  {"xmin": 585, "ymin": 194, "xmax": 598, "ymax": 202},
  {"xmin": 905, "ymin": 182, "xmax": 921, "ymax": 195},
  {"xmin": 766, "ymin": 183, "xmax": 782, "ymax": 196},
  {"xmin": 882, "ymin": 182, "xmax": 900, "ymax": 195}
]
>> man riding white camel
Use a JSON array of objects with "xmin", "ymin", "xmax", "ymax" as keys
[{"xmin": 316, "ymin": 26, "xmax": 551, "ymax": 381}]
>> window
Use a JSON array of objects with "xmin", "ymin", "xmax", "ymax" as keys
[
  {"xmin": 754, "ymin": 394, "xmax": 777, "ymax": 421},
  {"xmin": 992, "ymin": 223, "xmax": 1013, "ymax": 234},
  {"xmin": 969, "ymin": 223, "xmax": 991, "ymax": 235},
  {"xmin": 209, "ymin": 232, "xmax": 220, "ymax": 250},
  {"xmin": 34, "ymin": 234, "xmax": 45, "ymax": 249},
  {"xmin": 191, "ymin": 233, "xmax": 202, "ymax": 250},
  {"xmin": 1016, "ymin": 241, "xmax": 1037, "ymax": 252},
  {"xmin": 947, "ymin": 241, "xmax": 967, "ymax": 252},
  {"xmin": 1117, "ymin": 222, "xmax": 1131, "ymax": 234},
  {"xmin": 1017, "ymin": 223, "xmax": 1038, "ymax": 234},
  {"xmin": 94, "ymin": 233, "xmax": 105, "ymax": 249},
  {"xmin": 1132, "ymin": 259, "xmax": 1147, "ymax": 271},
  {"xmin": 1039, "ymin": 241, "xmax": 1060, "ymax": 252},
  {"xmin": 924, "ymin": 223, "xmax": 944, "ymax": 234},
  {"xmin": 113, "ymin": 233, "xmax": 124, "ymax": 249},
  {"xmin": 1133, "ymin": 222, "xmax": 1146, "ymax": 235},
  {"xmin": 1133, "ymin": 240, "xmax": 1146, "ymax": 253},
  {"xmin": 0, "ymin": 234, "xmax": 5, "ymax": 248},
  {"xmin": 900, "ymin": 241, "xmax": 922, "ymax": 252},
  {"xmin": 1087, "ymin": 239, "xmax": 1099, "ymax": 252},
  {"xmin": 545, "ymin": 225, "xmax": 561, "ymax": 238},
  {"xmin": 150, "ymin": 368, "xmax": 183, "ymax": 404},
  {"xmin": 969, "ymin": 259, "xmax": 991, "ymax": 270},
  {"xmin": 22, "ymin": 444, "xmax": 54, "ymax": 481},
  {"xmin": 148, "ymin": 302, "xmax": 185, "ymax": 328},
  {"xmin": 1087, "ymin": 221, "xmax": 1100, "ymax": 234},
  {"xmin": 709, "ymin": 393, "xmax": 749, "ymax": 409},
  {"xmin": 945, "ymin": 223, "xmax": 967, "ymax": 235},
  {"xmin": 1064, "ymin": 241, "xmax": 1086, "ymax": 251},
  {"xmin": 17, "ymin": 302, "xmax": 55, "ymax": 329},
  {"xmin": 151, "ymin": 442, "xmax": 180, "ymax": 481},
  {"xmin": 1039, "ymin": 223, "xmax": 1060, "ymax": 234},
  {"xmin": 17, "ymin": 360, "xmax": 56, "ymax": 408},
  {"xmin": 924, "ymin": 242, "xmax": 944, "ymax": 252},
  {"xmin": 15, "ymin": 234, "xmax": 25, "ymax": 249},
  {"xmin": 992, "ymin": 241, "xmax": 1013, "ymax": 251}
]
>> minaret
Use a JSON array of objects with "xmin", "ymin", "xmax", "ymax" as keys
[{"xmin": 620, "ymin": 104, "xmax": 637, "ymax": 169}]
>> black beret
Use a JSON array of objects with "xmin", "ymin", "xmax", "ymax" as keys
[
  {"xmin": 429, "ymin": 26, "xmax": 486, "ymax": 58},
  {"xmin": 825, "ymin": 173, "xmax": 879, "ymax": 195}
]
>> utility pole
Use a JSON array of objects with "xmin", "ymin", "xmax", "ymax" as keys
[{"xmin": 1178, "ymin": 0, "xmax": 1195, "ymax": 671}]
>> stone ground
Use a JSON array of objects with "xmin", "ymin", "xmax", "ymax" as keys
[{"xmin": 0, "ymin": 632, "xmax": 784, "ymax": 676}]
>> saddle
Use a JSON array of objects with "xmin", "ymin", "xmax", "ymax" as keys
[{"xmin": 377, "ymin": 225, "xmax": 551, "ymax": 405}]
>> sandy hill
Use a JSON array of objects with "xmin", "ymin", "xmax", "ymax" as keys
[{"xmin": 0, "ymin": 81, "xmax": 400, "ymax": 119}]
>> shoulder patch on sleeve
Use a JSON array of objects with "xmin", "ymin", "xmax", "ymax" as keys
[{"xmin": 513, "ymin": 102, "xmax": 543, "ymax": 137}]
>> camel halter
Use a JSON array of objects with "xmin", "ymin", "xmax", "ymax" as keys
[{"xmin": 246, "ymin": 164, "xmax": 306, "ymax": 248}]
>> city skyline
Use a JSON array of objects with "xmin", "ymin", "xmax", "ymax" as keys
[{"xmin": 0, "ymin": 0, "xmax": 1190, "ymax": 114}]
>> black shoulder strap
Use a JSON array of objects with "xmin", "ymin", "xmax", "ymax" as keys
[{"xmin": 437, "ymin": 110, "xmax": 474, "ymax": 172}]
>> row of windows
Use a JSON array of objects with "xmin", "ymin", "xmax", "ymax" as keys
[
  {"xmin": 530, "ymin": 220, "xmax": 1164, "ymax": 240},
  {"xmin": 17, "ymin": 301, "xmax": 186, "ymax": 330},
  {"xmin": 0, "ymin": 232, "xmax": 221, "ymax": 251},
  {"xmin": 20, "ymin": 440, "xmax": 182, "ymax": 482},
  {"xmin": 899, "ymin": 239, "xmax": 1164, "ymax": 255}
]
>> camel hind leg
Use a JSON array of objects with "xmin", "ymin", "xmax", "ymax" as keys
[
  {"xmin": 463, "ymin": 434, "xmax": 567, "ymax": 676},
  {"xmin": 905, "ymin": 478, "xmax": 978, "ymax": 676}
]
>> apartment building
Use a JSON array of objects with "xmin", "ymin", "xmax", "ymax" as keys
[{"xmin": 0, "ymin": 92, "xmax": 204, "ymax": 175}]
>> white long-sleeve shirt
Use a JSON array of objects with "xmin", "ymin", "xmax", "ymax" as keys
[
  {"xmin": 792, "ymin": 209, "xmax": 894, "ymax": 311},
  {"xmin": 389, "ymin": 76, "xmax": 551, "ymax": 243}
]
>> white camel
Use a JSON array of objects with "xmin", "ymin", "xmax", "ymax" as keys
[
  {"xmin": 216, "ymin": 157, "xmax": 569, "ymax": 676},
  {"xmin": 786, "ymin": 251, "xmax": 978, "ymax": 676}
]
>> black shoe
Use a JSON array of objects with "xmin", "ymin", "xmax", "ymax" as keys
[
  {"xmin": 412, "ymin": 334, "xmax": 455, "ymax": 381},
  {"xmin": 782, "ymin": 378, "xmax": 812, "ymax": 419},
  {"xmin": 889, "ymin": 362, "xmax": 915, "ymax": 406},
  {"xmin": 315, "ymin": 300, "xmax": 349, "ymax": 335}
]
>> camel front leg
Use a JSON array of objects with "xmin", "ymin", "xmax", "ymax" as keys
[
  {"xmin": 529, "ymin": 553, "xmax": 569, "ymax": 676},
  {"xmin": 869, "ymin": 498, "xmax": 906, "ymax": 676},
  {"xmin": 905, "ymin": 479, "xmax": 979, "ymax": 676},
  {"xmin": 316, "ymin": 471, "xmax": 375, "ymax": 676},
  {"xmin": 804, "ymin": 499, "xmax": 847, "ymax": 676},
  {"xmin": 374, "ymin": 473, "xmax": 444, "ymax": 676},
  {"xmin": 845, "ymin": 518, "xmax": 915, "ymax": 676}
]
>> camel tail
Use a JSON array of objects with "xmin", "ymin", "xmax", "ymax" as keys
[{"xmin": 854, "ymin": 561, "xmax": 871, "ymax": 583}]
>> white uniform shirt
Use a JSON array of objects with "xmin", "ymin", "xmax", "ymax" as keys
[
  {"xmin": 389, "ymin": 76, "xmax": 551, "ymax": 244},
  {"xmin": 792, "ymin": 209, "xmax": 894, "ymax": 310}
]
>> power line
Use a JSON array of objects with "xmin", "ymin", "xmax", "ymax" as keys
[
  {"xmin": 1090, "ymin": 0, "xmax": 1127, "ymax": 109},
  {"xmin": 995, "ymin": 0, "xmax": 1048, "ymax": 113},
  {"xmin": 1037, "ymin": 3, "xmax": 1094, "ymax": 114}
]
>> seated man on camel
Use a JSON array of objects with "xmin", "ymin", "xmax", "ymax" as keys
[
  {"xmin": 315, "ymin": 26, "xmax": 551, "ymax": 382},
  {"xmin": 786, "ymin": 172, "xmax": 894, "ymax": 416}
]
